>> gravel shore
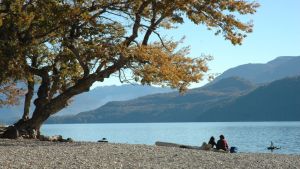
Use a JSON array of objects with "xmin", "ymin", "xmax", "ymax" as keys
[{"xmin": 0, "ymin": 139, "xmax": 299, "ymax": 169}]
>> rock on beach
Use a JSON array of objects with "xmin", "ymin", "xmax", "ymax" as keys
[{"xmin": 0, "ymin": 139, "xmax": 299, "ymax": 169}]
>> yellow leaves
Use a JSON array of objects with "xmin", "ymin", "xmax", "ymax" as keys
[
  {"xmin": 81, "ymin": 11, "xmax": 91, "ymax": 21},
  {"xmin": 17, "ymin": 12, "xmax": 35, "ymax": 32},
  {"xmin": 9, "ymin": 1, "xmax": 22, "ymax": 14},
  {"xmin": 0, "ymin": 81, "xmax": 24, "ymax": 107},
  {"xmin": 184, "ymin": 0, "xmax": 259, "ymax": 45},
  {"xmin": 27, "ymin": 74, "xmax": 34, "ymax": 84},
  {"xmin": 76, "ymin": 0, "xmax": 85, "ymax": 4},
  {"xmin": 132, "ymin": 43, "xmax": 210, "ymax": 92},
  {"xmin": 159, "ymin": 20, "xmax": 173, "ymax": 29},
  {"xmin": 1, "ymin": 0, "xmax": 258, "ymax": 96},
  {"xmin": 72, "ymin": 7, "xmax": 81, "ymax": 15}
]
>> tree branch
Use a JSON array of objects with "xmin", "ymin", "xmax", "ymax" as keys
[
  {"xmin": 124, "ymin": 0, "xmax": 151, "ymax": 47},
  {"xmin": 66, "ymin": 44, "xmax": 89, "ymax": 77}
]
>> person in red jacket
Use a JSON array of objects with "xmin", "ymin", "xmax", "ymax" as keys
[{"xmin": 216, "ymin": 135, "xmax": 229, "ymax": 151}]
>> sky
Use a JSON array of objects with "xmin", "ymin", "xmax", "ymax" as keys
[{"xmin": 93, "ymin": 0, "xmax": 300, "ymax": 89}]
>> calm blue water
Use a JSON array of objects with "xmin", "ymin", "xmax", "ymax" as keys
[{"xmin": 41, "ymin": 122, "xmax": 300, "ymax": 155}]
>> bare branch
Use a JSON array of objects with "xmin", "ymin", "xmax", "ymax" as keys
[
  {"xmin": 66, "ymin": 44, "xmax": 90, "ymax": 77},
  {"xmin": 124, "ymin": 0, "xmax": 152, "ymax": 47}
]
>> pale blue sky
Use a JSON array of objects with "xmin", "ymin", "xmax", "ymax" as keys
[{"xmin": 93, "ymin": 0, "xmax": 300, "ymax": 88}]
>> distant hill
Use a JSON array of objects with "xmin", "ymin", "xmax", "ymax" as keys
[
  {"xmin": 4, "ymin": 56, "xmax": 300, "ymax": 124},
  {"xmin": 47, "ymin": 77, "xmax": 256, "ymax": 123},
  {"xmin": 199, "ymin": 76, "xmax": 300, "ymax": 121},
  {"xmin": 55, "ymin": 84, "xmax": 173, "ymax": 116},
  {"xmin": 48, "ymin": 75, "xmax": 300, "ymax": 123},
  {"xmin": 215, "ymin": 56, "xmax": 300, "ymax": 84},
  {"xmin": 0, "ymin": 84, "xmax": 172, "ymax": 124}
]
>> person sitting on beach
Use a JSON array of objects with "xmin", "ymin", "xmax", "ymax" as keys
[
  {"xmin": 208, "ymin": 136, "xmax": 217, "ymax": 148},
  {"xmin": 216, "ymin": 135, "xmax": 229, "ymax": 151}
]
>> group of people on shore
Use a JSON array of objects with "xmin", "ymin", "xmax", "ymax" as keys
[{"xmin": 208, "ymin": 135, "xmax": 229, "ymax": 151}]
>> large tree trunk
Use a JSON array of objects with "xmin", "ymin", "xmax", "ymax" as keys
[
  {"xmin": 2, "ymin": 108, "xmax": 51, "ymax": 139},
  {"xmin": 1, "ymin": 75, "xmax": 94, "ymax": 139},
  {"xmin": 22, "ymin": 75, "xmax": 34, "ymax": 120},
  {"xmin": 1, "ymin": 61, "xmax": 120, "ymax": 139}
]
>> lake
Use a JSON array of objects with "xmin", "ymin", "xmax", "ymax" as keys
[{"xmin": 41, "ymin": 122, "xmax": 300, "ymax": 155}]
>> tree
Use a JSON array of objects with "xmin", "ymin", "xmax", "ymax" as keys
[
  {"xmin": 0, "ymin": 81, "xmax": 23, "ymax": 107},
  {"xmin": 0, "ymin": 0, "xmax": 259, "ymax": 138}
]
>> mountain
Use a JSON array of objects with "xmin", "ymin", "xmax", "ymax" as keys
[
  {"xmin": 215, "ymin": 56, "xmax": 300, "ymax": 84},
  {"xmin": 0, "ymin": 84, "xmax": 172, "ymax": 124},
  {"xmin": 199, "ymin": 76, "xmax": 300, "ymax": 121},
  {"xmin": 55, "ymin": 84, "xmax": 173, "ymax": 116},
  {"xmin": 47, "ymin": 77, "xmax": 256, "ymax": 123},
  {"xmin": 49, "ymin": 75, "xmax": 300, "ymax": 123},
  {"xmin": 4, "ymin": 56, "xmax": 300, "ymax": 124}
]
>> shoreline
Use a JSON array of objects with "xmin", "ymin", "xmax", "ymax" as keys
[{"xmin": 0, "ymin": 139, "xmax": 299, "ymax": 169}]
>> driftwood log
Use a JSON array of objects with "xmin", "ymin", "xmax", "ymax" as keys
[
  {"xmin": 155, "ymin": 141, "xmax": 229, "ymax": 153},
  {"xmin": 155, "ymin": 141, "xmax": 202, "ymax": 150}
]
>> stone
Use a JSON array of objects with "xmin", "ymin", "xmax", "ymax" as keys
[
  {"xmin": 98, "ymin": 138, "xmax": 108, "ymax": 143},
  {"xmin": 1, "ymin": 126, "xmax": 19, "ymax": 139},
  {"xmin": 49, "ymin": 135, "xmax": 63, "ymax": 142},
  {"xmin": 66, "ymin": 138, "xmax": 74, "ymax": 142},
  {"xmin": 39, "ymin": 135, "xmax": 51, "ymax": 141},
  {"xmin": 29, "ymin": 129, "xmax": 37, "ymax": 139}
]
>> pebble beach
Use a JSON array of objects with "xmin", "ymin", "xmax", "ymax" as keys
[{"xmin": 0, "ymin": 139, "xmax": 299, "ymax": 169}]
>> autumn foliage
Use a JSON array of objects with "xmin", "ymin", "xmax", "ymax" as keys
[
  {"xmin": 0, "ymin": 0, "xmax": 259, "ymax": 138},
  {"xmin": 0, "ymin": 81, "xmax": 23, "ymax": 107}
]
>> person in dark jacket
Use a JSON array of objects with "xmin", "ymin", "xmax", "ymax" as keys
[
  {"xmin": 208, "ymin": 136, "xmax": 217, "ymax": 148},
  {"xmin": 216, "ymin": 135, "xmax": 229, "ymax": 151}
]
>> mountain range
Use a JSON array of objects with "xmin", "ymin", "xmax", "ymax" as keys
[
  {"xmin": 0, "ymin": 85, "xmax": 172, "ymax": 124},
  {"xmin": 47, "ymin": 56, "xmax": 300, "ymax": 123},
  {"xmin": 2, "ymin": 56, "xmax": 300, "ymax": 124},
  {"xmin": 200, "ymin": 76, "xmax": 300, "ymax": 121},
  {"xmin": 47, "ymin": 77, "xmax": 256, "ymax": 123},
  {"xmin": 215, "ymin": 56, "xmax": 300, "ymax": 84}
]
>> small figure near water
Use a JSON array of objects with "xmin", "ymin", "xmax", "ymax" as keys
[
  {"xmin": 267, "ymin": 141, "xmax": 280, "ymax": 151},
  {"xmin": 216, "ymin": 135, "xmax": 229, "ymax": 151},
  {"xmin": 98, "ymin": 137, "xmax": 108, "ymax": 143},
  {"xmin": 208, "ymin": 136, "xmax": 217, "ymax": 148},
  {"xmin": 270, "ymin": 141, "xmax": 274, "ymax": 148}
]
